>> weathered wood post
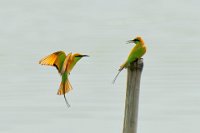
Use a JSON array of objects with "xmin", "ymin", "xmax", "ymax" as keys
[{"xmin": 123, "ymin": 58, "xmax": 144, "ymax": 133}]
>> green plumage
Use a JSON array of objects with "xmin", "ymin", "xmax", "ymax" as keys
[
  {"xmin": 39, "ymin": 51, "xmax": 88, "ymax": 107},
  {"xmin": 127, "ymin": 46, "xmax": 146, "ymax": 64},
  {"xmin": 113, "ymin": 36, "xmax": 147, "ymax": 83}
]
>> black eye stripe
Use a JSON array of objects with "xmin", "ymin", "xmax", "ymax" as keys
[
  {"xmin": 134, "ymin": 39, "xmax": 140, "ymax": 42},
  {"xmin": 75, "ymin": 55, "xmax": 82, "ymax": 57}
]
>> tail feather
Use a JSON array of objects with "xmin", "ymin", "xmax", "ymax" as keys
[
  {"xmin": 57, "ymin": 80, "xmax": 72, "ymax": 95},
  {"xmin": 64, "ymin": 94, "xmax": 70, "ymax": 107},
  {"xmin": 57, "ymin": 79, "xmax": 72, "ymax": 107},
  {"xmin": 112, "ymin": 62, "xmax": 127, "ymax": 84}
]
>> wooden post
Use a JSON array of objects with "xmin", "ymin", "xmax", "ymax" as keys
[{"xmin": 123, "ymin": 58, "xmax": 144, "ymax": 133}]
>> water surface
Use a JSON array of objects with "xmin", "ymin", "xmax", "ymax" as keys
[{"xmin": 0, "ymin": 0, "xmax": 200, "ymax": 133}]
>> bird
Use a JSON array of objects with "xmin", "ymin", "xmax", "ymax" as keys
[
  {"xmin": 39, "ymin": 51, "xmax": 89, "ymax": 107},
  {"xmin": 113, "ymin": 36, "xmax": 147, "ymax": 83}
]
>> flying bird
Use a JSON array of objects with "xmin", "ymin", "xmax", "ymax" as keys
[
  {"xmin": 39, "ymin": 51, "xmax": 89, "ymax": 107},
  {"xmin": 113, "ymin": 36, "xmax": 147, "ymax": 83}
]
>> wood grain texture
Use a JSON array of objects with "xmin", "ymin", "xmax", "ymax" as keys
[{"xmin": 123, "ymin": 58, "xmax": 143, "ymax": 133}]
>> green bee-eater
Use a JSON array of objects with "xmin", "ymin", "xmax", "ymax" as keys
[
  {"xmin": 39, "ymin": 51, "xmax": 89, "ymax": 107},
  {"xmin": 113, "ymin": 36, "xmax": 147, "ymax": 83}
]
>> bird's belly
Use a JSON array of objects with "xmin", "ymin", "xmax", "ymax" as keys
[{"xmin": 128, "ymin": 48, "xmax": 146, "ymax": 63}]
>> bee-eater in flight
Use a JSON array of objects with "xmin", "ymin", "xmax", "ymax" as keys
[
  {"xmin": 113, "ymin": 36, "xmax": 147, "ymax": 83},
  {"xmin": 39, "ymin": 51, "xmax": 89, "ymax": 107}
]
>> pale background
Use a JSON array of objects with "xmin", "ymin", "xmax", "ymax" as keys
[{"xmin": 0, "ymin": 0, "xmax": 200, "ymax": 133}]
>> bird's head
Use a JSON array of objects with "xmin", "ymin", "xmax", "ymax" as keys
[
  {"xmin": 127, "ymin": 36, "xmax": 144, "ymax": 45},
  {"xmin": 73, "ymin": 53, "xmax": 89, "ymax": 61}
]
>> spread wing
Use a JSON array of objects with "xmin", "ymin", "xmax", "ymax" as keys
[{"xmin": 39, "ymin": 51, "xmax": 68, "ymax": 73}]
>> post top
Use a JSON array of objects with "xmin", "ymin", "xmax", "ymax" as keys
[{"xmin": 128, "ymin": 58, "xmax": 144, "ymax": 71}]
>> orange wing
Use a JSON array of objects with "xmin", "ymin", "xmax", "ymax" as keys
[
  {"xmin": 39, "ymin": 51, "xmax": 67, "ymax": 73},
  {"xmin": 60, "ymin": 53, "xmax": 72, "ymax": 74}
]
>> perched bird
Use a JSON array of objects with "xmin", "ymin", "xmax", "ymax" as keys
[
  {"xmin": 113, "ymin": 36, "xmax": 147, "ymax": 83},
  {"xmin": 39, "ymin": 51, "xmax": 89, "ymax": 107}
]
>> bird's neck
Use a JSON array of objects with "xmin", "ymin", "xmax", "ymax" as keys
[
  {"xmin": 135, "ymin": 42, "xmax": 144, "ymax": 46},
  {"xmin": 71, "ymin": 58, "xmax": 81, "ymax": 68},
  {"xmin": 74, "ymin": 58, "xmax": 81, "ymax": 63}
]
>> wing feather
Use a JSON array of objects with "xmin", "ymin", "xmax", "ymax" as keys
[
  {"xmin": 61, "ymin": 53, "xmax": 72, "ymax": 74},
  {"xmin": 39, "ymin": 51, "xmax": 67, "ymax": 73}
]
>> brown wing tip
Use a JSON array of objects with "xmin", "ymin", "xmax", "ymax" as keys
[{"xmin": 39, "ymin": 60, "xmax": 42, "ymax": 64}]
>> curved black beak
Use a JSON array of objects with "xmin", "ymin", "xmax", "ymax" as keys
[
  {"xmin": 126, "ymin": 40, "xmax": 134, "ymax": 44},
  {"xmin": 82, "ymin": 55, "xmax": 89, "ymax": 57}
]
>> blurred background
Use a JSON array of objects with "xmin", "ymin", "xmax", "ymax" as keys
[{"xmin": 0, "ymin": 0, "xmax": 200, "ymax": 133}]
